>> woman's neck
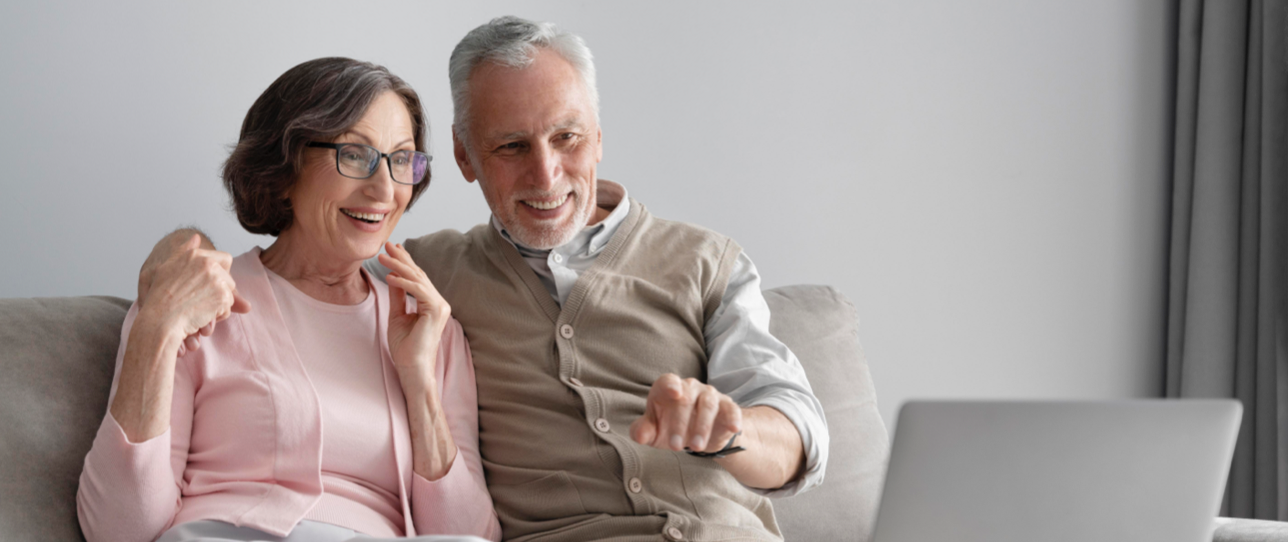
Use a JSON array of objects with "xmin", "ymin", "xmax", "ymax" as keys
[{"xmin": 260, "ymin": 232, "xmax": 369, "ymax": 305}]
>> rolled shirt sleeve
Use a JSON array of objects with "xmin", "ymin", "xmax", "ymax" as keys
[{"xmin": 704, "ymin": 252, "xmax": 830, "ymax": 497}]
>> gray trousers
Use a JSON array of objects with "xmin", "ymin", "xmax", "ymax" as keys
[{"xmin": 156, "ymin": 520, "xmax": 490, "ymax": 542}]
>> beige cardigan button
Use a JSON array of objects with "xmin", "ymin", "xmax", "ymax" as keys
[
  {"xmin": 594, "ymin": 418, "xmax": 611, "ymax": 432},
  {"xmin": 559, "ymin": 324, "xmax": 574, "ymax": 339},
  {"xmin": 666, "ymin": 526, "xmax": 684, "ymax": 540},
  {"xmin": 628, "ymin": 477, "xmax": 643, "ymax": 493}
]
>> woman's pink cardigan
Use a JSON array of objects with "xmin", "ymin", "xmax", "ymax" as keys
[{"xmin": 77, "ymin": 249, "xmax": 501, "ymax": 542}]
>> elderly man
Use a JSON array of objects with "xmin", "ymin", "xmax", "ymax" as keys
[{"xmin": 139, "ymin": 16, "xmax": 827, "ymax": 542}]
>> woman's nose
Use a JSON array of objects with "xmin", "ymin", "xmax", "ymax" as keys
[{"xmin": 364, "ymin": 160, "xmax": 396, "ymax": 201}]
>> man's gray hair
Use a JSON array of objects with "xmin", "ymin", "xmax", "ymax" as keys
[{"xmin": 449, "ymin": 16, "xmax": 599, "ymax": 142}]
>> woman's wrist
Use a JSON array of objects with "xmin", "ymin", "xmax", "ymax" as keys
[
  {"xmin": 392, "ymin": 332, "xmax": 441, "ymax": 380},
  {"xmin": 394, "ymin": 360, "xmax": 442, "ymax": 415}
]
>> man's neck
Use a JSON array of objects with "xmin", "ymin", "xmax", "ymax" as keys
[
  {"xmin": 586, "ymin": 204, "xmax": 612, "ymax": 227},
  {"xmin": 584, "ymin": 178, "xmax": 626, "ymax": 227}
]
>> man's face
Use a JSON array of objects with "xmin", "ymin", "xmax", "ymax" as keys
[{"xmin": 454, "ymin": 48, "xmax": 603, "ymax": 250}]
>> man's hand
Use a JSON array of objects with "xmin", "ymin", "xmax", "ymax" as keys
[
  {"xmin": 138, "ymin": 228, "xmax": 213, "ymax": 305},
  {"xmin": 630, "ymin": 373, "xmax": 743, "ymax": 454},
  {"xmin": 111, "ymin": 234, "xmax": 246, "ymax": 443},
  {"xmin": 138, "ymin": 229, "xmax": 250, "ymax": 355},
  {"xmin": 630, "ymin": 373, "xmax": 808, "ymax": 490}
]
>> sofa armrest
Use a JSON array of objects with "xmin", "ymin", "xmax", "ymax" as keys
[
  {"xmin": 0, "ymin": 295, "xmax": 132, "ymax": 542},
  {"xmin": 1214, "ymin": 517, "xmax": 1288, "ymax": 541},
  {"xmin": 763, "ymin": 285, "xmax": 888, "ymax": 542}
]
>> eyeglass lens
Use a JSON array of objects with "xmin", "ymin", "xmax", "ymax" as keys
[{"xmin": 335, "ymin": 143, "xmax": 429, "ymax": 185}]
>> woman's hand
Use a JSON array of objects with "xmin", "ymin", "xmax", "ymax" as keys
[
  {"xmin": 379, "ymin": 241, "xmax": 451, "ymax": 372},
  {"xmin": 378, "ymin": 241, "xmax": 458, "ymax": 479}
]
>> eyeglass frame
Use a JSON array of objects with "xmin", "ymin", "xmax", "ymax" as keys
[{"xmin": 306, "ymin": 141, "xmax": 432, "ymax": 186}]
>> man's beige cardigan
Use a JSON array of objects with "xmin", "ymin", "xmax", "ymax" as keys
[{"xmin": 405, "ymin": 199, "xmax": 781, "ymax": 542}]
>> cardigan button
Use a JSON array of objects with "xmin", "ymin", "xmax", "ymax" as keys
[
  {"xmin": 666, "ymin": 526, "xmax": 684, "ymax": 540},
  {"xmin": 560, "ymin": 324, "xmax": 575, "ymax": 339},
  {"xmin": 628, "ymin": 477, "xmax": 643, "ymax": 493},
  {"xmin": 594, "ymin": 418, "xmax": 611, "ymax": 432}
]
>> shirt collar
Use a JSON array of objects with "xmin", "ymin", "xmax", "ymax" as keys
[{"xmin": 491, "ymin": 180, "xmax": 630, "ymax": 256}]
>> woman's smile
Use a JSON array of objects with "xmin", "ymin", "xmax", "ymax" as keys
[{"xmin": 340, "ymin": 207, "xmax": 391, "ymax": 233}]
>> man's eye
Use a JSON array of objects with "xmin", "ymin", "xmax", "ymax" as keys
[{"xmin": 496, "ymin": 142, "xmax": 525, "ymax": 153}]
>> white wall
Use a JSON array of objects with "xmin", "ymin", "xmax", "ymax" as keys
[{"xmin": 0, "ymin": 1, "xmax": 1173, "ymax": 430}]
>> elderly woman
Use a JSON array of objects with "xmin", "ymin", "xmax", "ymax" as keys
[{"xmin": 76, "ymin": 58, "xmax": 501, "ymax": 542}]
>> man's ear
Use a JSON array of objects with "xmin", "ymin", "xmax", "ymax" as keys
[
  {"xmin": 595, "ymin": 127, "xmax": 603, "ymax": 163},
  {"xmin": 453, "ymin": 127, "xmax": 477, "ymax": 183}
]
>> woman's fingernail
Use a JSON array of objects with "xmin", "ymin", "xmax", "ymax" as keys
[
  {"xmin": 670, "ymin": 435, "xmax": 684, "ymax": 450},
  {"xmin": 691, "ymin": 436, "xmax": 706, "ymax": 450}
]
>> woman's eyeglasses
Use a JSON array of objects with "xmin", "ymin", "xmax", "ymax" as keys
[{"xmin": 307, "ymin": 142, "xmax": 431, "ymax": 186}]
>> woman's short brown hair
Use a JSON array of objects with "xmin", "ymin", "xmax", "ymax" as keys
[{"xmin": 222, "ymin": 57, "xmax": 431, "ymax": 236}]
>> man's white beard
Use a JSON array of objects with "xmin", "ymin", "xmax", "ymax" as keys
[{"xmin": 500, "ymin": 193, "xmax": 595, "ymax": 250}]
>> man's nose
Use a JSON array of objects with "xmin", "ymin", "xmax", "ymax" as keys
[{"xmin": 528, "ymin": 143, "xmax": 560, "ymax": 189}]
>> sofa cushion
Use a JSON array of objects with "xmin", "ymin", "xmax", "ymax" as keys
[
  {"xmin": 764, "ymin": 285, "xmax": 889, "ymax": 542},
  {"xmin": 0, "ymin": 296, "xmax": 130, "ymax": 542}
]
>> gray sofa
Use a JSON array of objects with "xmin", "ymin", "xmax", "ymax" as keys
[
  {"xmin": 0, "ymin": 286, "xmax": 888, "ymax": 541},
  {"xmin": 2, "ymin": 287, "xmax": 1285, "ymax": 541}
]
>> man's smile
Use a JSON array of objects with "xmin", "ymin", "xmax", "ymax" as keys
[{"xmin": 521, "ymin": 194, "xmax": 569, "ymax": 211}]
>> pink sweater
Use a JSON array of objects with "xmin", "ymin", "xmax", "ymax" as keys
[
  {"xmin": 76, "ymin": 248, "xmax": 501, "ymax": 542},
  {"xmin": 265, "ymin": 267, "xmax": 403, "ymax": 537}
]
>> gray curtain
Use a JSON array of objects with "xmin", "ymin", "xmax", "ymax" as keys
[{"xmin": 1167, "ymin": 0, "xmax": 1287, "ymax": 520}]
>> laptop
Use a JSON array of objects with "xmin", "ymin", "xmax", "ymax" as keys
[{"xmin": 871, "ymin": 400, "xmax": 1242, "ymax": 542}]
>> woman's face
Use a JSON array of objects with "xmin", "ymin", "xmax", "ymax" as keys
[{"xmin": 285, "ymin": 91, "xmax": 415, "ymax": 264}]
